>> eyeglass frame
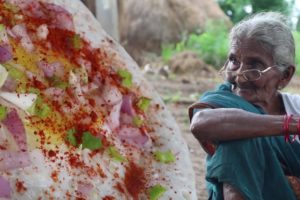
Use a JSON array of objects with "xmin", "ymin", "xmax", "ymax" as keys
[{"xmin": 219, "ymin": 66, "xmax": 276, "ymax": 81}]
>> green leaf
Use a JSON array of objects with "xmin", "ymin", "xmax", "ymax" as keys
[
  {"xmin": 149, "ymin": 185, "xmax": 167, "ymax": 200},
  {"xmin": 108, "ymin": 146, "xmax": 126, "ymax": 162},
  {"xmin": 27, "ymin": 87, "xmax": 40, "ymax": 95},
  {"xmin": 36, "ymin": 103, "xmax": 51, "ymax": 118},
  {"xmin": 3, "ymin": 3, "xmax": 19, "ymax": 13},
  {"xmin": 162, "ymin": 91, "xmax": 181, "ymax": 104},
  {"xmin": 15, "ymin": 81, "xmax": 27, "ymax": 93},
  {"xmin": 136, "ymin": 97, "xmax": 151, "ymax": 112},
  {"xmin": 66, "ymin": 128, "xmax": 77, "ymax": 146},
  {"xmin": 50, "ymin": 76, "xmax": 69, "ymax": 89},
  {"xmin": 7, "ymin": 67, "xmax": 25, "ymax": 80},
  {"xmin": 161, "ymin": 44, "xmax": 175, "ymax": 62},
  {"xmin": 0, "ymin": 105, "xmax": 7, "ymax": 121},
  {"xmin": 26, "ymin": 102, "xmax": 36, "ymax": 115},
  {"xmin": 132, "ymin": 116, "xmax": 143, "ymax": 127},
  {"xmin": 29, "ymin": 97, "xmax": 52, "ymax": 118},
  {"xmin": 54, "ymin": 81, "xmax": 68, "ymax": 90},
  {"xmin": 73, "ymin": 34, "xmax": 82, "ymax": 49},
  {"xmin": 82, "ymin": 131, "xmax": 102, "ymax": 150},
  {"xmin": 117, "ymin": 69, "xmax": 132, "ymax": 88},
  {"xmin": 293, "ymin": 31, "xmax": 300, "ymax": 76},
  {"xmin": 0, "ymin": 24, "xmax": 5, "ymax": 32},
  {"xmin": 154, "ymin": 150, "xmax": 176, "ymax": 164}
]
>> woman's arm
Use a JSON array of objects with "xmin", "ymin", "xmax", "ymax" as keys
[{"xmin": 190, "ymin": 108, "xmax": 299, "ymax": 141}]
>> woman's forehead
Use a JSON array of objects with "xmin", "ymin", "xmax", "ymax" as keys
[{"xmin": 230, "ymin": 39, "xmax": 273, "ymax": 63}]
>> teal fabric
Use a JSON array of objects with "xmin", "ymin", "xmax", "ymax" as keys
[{"xmin": 198, "ymin": 82, "xmax": 299, "ymax": 200}]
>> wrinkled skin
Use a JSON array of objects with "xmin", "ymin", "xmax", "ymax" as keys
[{"xmin": 225, "ymin": 39, "xmax": 288, "ymax": 115}]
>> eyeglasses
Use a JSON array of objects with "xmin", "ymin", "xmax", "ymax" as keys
[{"xmin": 219, "ymin": 66, "xmax": 275, "ymax": 81}]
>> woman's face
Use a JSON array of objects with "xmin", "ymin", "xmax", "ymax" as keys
[{"xmin": 226, "ymin": 39, "xmax": 283, "ymax": 106}]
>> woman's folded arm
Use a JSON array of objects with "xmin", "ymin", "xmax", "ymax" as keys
[{"xmin": 190, "ymin": 108, "xmax": 299, "ymax": 141}]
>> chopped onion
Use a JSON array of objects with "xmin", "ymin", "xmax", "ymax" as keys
[
  {"xmin": 46, "ymin": 3, "xmax": 75, "ymax": 31},
  {"xmin": 0, "ymin": 64, "xmax": 8, "ymax": 88},
  {"xmin": 117, "ymin": 125, "xmax": 149, "ymax": 148},
  {"xmin": 2, "ymin": 109, "xmax": 27, "ymax": 151},
  {"xmin": 69, "ymin": 71, "xmax": 86, "ymax": 104},
  {"xmin": 2, "ymin": 76, "xmax": 17, "ymax": 92},
  {"xmin": 121, "ymin": 95, "xmax": 135, "ymax": 116},
  {"xmin": 77, "ymin": 181, "xmax": 94, "ymax": 198},
  {"xmin": 0, "ymin": 150, "xmax": 31, "ymax": 171},
  {"xmin": 107, "ymin": 101, "xmax": 122, "ymax": 130},
  {"xmin": 0, "ymin": 44, "xmax": 13, "ymax": 63},
  {"xmin": 36, "ymin": 24, "xmax": 49, "ymax": 40},
  {"xmin": 37, "ymin": 60, "xmax": 64, "ymax": 78},
  {"xmin": 0, "ymin": 24, "xmax": 9, "ymax": 43},
  {"xmin": 102, "ymin": 84, "xmax": 122, "ymax": 106},
  {"xmin": 0, "ymin": 92, "xmax": 37, "ymax": 111},
  {"xmin": 0, "ymin": 176, "xmax": 11, "ymax": 198},
  {"xmin": 11, "ymin": 24, "xmax": 34, "ymax": 52}
]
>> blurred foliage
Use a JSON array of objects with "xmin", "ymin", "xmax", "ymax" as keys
[
  {"xmin": 293, "ymin": 31, "xmax": 300, "ymax": 76},
  {"xmin": 217, "ymin": 0, "xmax": 250, "ymax": 23},
  {"xmin": 161, "ymin": 20, "xmax": 229, "ymax": 69},
  {"xmin": 217, "ymin": 0, "xmax": 294, "ymax": 24},
  {"xmin": 297, "ymin": 16, "xmax": 300, "ymax": 31},
  {"xmin": 161, "ymin": 13, "xmax": 300, "ymax": 76},
  {"xmin": 162, "ymin": 91, "xmax": 182, "ymax": 104},
  {"xmin": 251, "ymin": 0, "xmax": 294, "ymax": 14}
]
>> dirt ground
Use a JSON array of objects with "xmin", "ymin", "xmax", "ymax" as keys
[{"xmin": 144, "ymin": 71, "xmax": 300, "ymax": 199}]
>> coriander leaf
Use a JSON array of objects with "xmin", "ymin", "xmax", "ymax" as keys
[
  {"xmin": 66, "ymin": 128, "xmax": 77, "ymax": 146},
  {"xmin": 132, "ymin": 116, "xmax": 143, "ymax": 127},
  {"xmin": 108, "ymin": 146, "xmax": 126, "ymax": 162},
  {"xmin": 117, "ymin": 69, "xmax": 132, "ymax": 88},
  {"xmin": 137, "ymin": 97, "xmax": 151, "ymax": 112},
  {"xmin": 0, "ymin": 105, "xmax": 7, "ymax": 120},
  {"xmin": 82, "ymin": 131, "xmax": 102, "ymax": 150},
  {"xmin": 149, "ymin": 185, "xmax": 167, "ymax": 200},
  {"xmin": 154, "ymin": 150, "xmax": 176, "ymax": 164}
]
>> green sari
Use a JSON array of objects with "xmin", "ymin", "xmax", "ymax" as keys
[{"xmin": 197, "ymin": 83, "xmax": 300, "ymax": 200}]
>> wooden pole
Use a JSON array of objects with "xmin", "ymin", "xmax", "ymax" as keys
[
  {"xmin": 81, "ymin": 0, "xmax": 96, "ymax": 15},
  {"xmin": 95, "ymin": 0, "xmax": 120, "ymax": 41}
]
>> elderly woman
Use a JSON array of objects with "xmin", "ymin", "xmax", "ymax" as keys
[{"xmin": 189, "ymin": 12, "xmax": 300, "ymax": 200}]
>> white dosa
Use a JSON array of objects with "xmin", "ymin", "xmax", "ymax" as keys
[{"xmin": 1, "ymin": 0, "xmax": 197, "ymax": 199}]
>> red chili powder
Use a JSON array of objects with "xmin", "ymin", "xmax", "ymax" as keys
[
  {"xmin": 68, "ymin": 154, "xmax": 84, "ymax": 168},
  {"xmin": 124, "ymin": 162, "xmax": 147, "ymax": 199},
  {"xmin": 48, "ymin": 150, "xmax": 56, "ymax": 158},
  {"xmin": 96, "ymin": 164, "xmax": 107, "ymax": 178},
  {"xmin": 102, "ymin": 196, "xmax": 115, "ymax": 200},
  {"xmin": 51, "ymin": 171, "xmax": 59, "ymax": 182},
  {"xmin": 16, "ymin": 180, "xmax": 27, "ymax": 193},
  {"xmin": 114, "ymin": 182, "xmax": 125, "ymax": 194}
]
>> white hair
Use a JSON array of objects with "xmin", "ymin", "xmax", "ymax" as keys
[{"xmin": 230, "ymin": 12, "xmax": 295, "ymax": 72}]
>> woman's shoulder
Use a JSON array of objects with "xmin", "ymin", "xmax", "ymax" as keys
[
  {"xmin": 281, "ymin": 92, "xmax": 300, "ymax": 114},
  {"xmin": 281, "ymin": 92, "xmax": 300, "ymax": 101}
]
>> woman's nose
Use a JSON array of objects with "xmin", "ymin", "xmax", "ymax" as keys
[
  {"xmin": 235, "ymin": 64, "xmax": 248, "ymax": 83},
  {"xmin": 235, "ymin": 71, "xmax": 247, "ymax": 83}
]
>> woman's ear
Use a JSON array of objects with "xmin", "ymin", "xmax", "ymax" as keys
[{"xmin": 279, "ymin": 65, "xmax": 295, "ymax": 89}]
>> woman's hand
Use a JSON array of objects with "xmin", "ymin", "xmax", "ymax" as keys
[{"xmin": 287, "ymin": 176, "xmax": 300, "ymax": 199}]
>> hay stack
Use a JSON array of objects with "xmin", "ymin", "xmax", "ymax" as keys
[{"xmin": 119, "ymin": 0, "xmax": 230, "ymax": 64}]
